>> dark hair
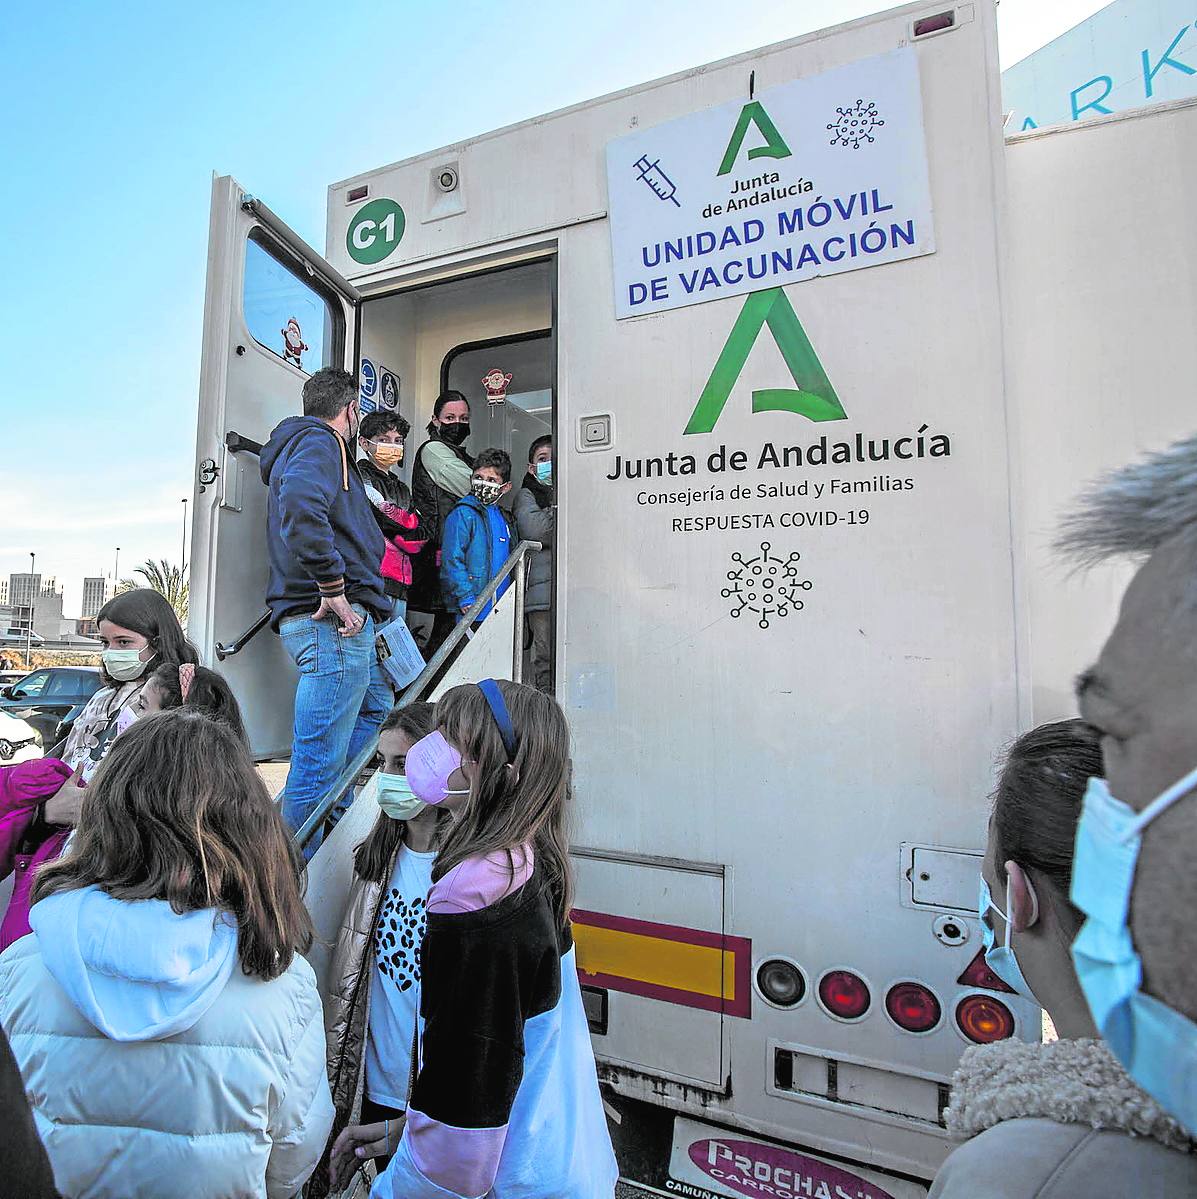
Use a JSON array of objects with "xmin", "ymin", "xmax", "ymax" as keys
[
  {"xmin": 527, "ymin": 434, "xmax": 552, "ymax": 464},
  {"xmin": 992, "ymin": 718, "xmax": 1103, "ymax": 928},
  {"xmin": 433, "ymin": 390, "xmax": 469, "ymax": 419},
  {"xmin": 96, "ymin": 589, "xmax": 198, "ymax": 687},
  {"xmin": 426, "ymin": 389, "xmax": 470, "ymax": 435},
  {"xmin": 149, "ymin": 662, "xmax": 248, "ymax": 747},
  {"xmin": 353, "ymin": 703, "xmax": 440, "ymax": 883},
  {"xmin": 474, "ymin": 447, "xmax": 512, "ymax": 483},
  {"xmin": 303, "ymin": 367, "xmax": 356, "ymax": 419},
  {"xmin": 435, "ymin": 681, "xmax": 574, "ymax": 928},
  {"xmin": 360, "ymin": 411, "xmax": 411, "ymax": 442},
  {"xmin": 34, "ymin": 709, "xmax": 312, "ymax": 981}
]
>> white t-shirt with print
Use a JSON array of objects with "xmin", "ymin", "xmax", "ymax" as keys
[{"xmin": 364, "ymin": 845, "xmax": 436, "ymax": 1109}]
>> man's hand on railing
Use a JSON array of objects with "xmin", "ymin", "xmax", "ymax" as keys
[{"xmin": 292, "ymin": 540, "xmax": 543, "ymax": 852}]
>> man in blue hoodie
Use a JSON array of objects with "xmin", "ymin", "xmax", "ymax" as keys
[{"xmin": 259, "ymin": 368, "xmax": 391, "ymax": 841}]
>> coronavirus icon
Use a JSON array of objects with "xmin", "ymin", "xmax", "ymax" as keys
[
  {"xmin": 723, "ymin": 542, "xmax": 812, "ymax": 630},
  {"xmin": 827, "ymin": 99, "xmax": 885, "ymax": 149}
]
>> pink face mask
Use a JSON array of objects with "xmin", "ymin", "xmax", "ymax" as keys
[{"xmin": 405, "ymin": 731, "xmax": 470, "ymax": 806}]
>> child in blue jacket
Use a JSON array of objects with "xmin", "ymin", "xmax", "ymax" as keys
[{"xmin": 440, "ymin": 449, "xmax": 515, "ymax": 622}]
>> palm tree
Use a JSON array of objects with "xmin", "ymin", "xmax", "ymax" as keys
[{"xmin": 116, "ymin": 559, "xmax": 189, "ymax": 625}]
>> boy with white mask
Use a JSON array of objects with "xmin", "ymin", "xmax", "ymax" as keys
[
  {"xmin": 1054, "ymin": 433, "xmax": 1197, "ymax": 1137},
  {"xmin": 439, "ymin": 448, "xmax": 515, "ymax": 624}
]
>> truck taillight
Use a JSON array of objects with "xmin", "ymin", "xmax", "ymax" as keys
[
  {"xmin": 885, "ymin": 982, "xmax": 942, "ymax": 1033},
  {"xmin": 756, "ymin": 959, "xmax": 806, "ymax": 1008},
  {"xmin": 818, "ymin": 970, "xmax": 871, "ymax": 1020},
  {"xmin": 956, "ymin": 993, "xmax": 1015, "ymax": 1044},
  {"xmin": 956, "ymin": 947, "xmax": 1016, "ymax": 994}
]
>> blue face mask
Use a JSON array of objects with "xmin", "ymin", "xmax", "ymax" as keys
[
  {"xmin": 534, "ymin": 460, "xmax": 552, "ymax": 485},
  {"xmin": 979, "ymin": 875, "xmax": 1039, "ymax": 1004},
  {"xmin": 360, "ymin": 771, "xmax": 426, "ymax": 821},
  {"xmin": 1071, "ymin": 765, "xmax": 1197, "ymax": 1135}
]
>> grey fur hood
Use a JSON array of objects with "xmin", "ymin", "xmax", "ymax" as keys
[{"xmin": 946, "ymin": 1037, "xmax": 1194, "ymax": 1153}]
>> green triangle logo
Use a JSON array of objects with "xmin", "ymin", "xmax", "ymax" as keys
[
  {"xmin": 717, "ymin": 102, "xmax": 793, "ymax": 176},
  {"xmin": 684, "ymin": 288, "xmax": 847, "ymax": 436}
]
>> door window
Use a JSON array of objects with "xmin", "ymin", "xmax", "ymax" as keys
[
  {"xmin": 45, "ymin": 672, "xmax": 81, "ymax": 698},
  {"xmin": 242, "ymin": 230, "xmax": 339, "ymax": 374},
  {"xmin": 76, "ymin": 672, "xmax": 104, "ymax": 699},
  {"xmin": 443, "ymin": 332, "xmax": 552, "ymax": 468},
  {"xmin": 13, "ymin": 670, "xmax": 49, "ymax": 698}
]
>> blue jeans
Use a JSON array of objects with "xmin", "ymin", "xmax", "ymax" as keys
[{"xmin": 279, "ymin": 604, "xmax": 393, "ymax": 852}]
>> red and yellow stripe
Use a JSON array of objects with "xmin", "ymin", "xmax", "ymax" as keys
[{"xmin": 572, "ymin": 909, "xmax": 752, "ymax": 1018}]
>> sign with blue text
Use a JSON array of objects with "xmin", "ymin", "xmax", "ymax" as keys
[
  {"xmin": 359, "ymin": 357, "xmax": 379, "ymax": 415},
  {"xmin": 1001, "ymin": 0, "xmax": 1197, "ymax": 132},
  {"xmin": 605, "ymin": 47, "xmax": 935, "ymax": 320}
]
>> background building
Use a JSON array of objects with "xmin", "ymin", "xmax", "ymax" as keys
[
  {"xmin": 1002, "ymin": 0, "xmax": 1197, "ymax": 131},
  {"xmin": 5, "ymin": 573, "xmax": 67, "ymax": 641},
  {"xmin": 8, "ymin": 573, "xmax": 40, "ymax": 610},
  {"xmin": 81, "ymin": 575, "xmax": 116, "ymax": 620}
]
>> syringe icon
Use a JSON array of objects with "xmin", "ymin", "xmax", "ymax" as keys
[{"xmin": 634, "ymin": 154, "xmax": 682, "ymax": 207}]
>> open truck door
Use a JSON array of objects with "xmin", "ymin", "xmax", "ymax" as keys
[{"xmin": 190, "ymin": 175, "xmax": 360, "ymax": 757}]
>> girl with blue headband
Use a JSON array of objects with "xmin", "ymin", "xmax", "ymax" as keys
[{"xmin": 328, "ymin": 679, "xmax": 617, "ymax": 1198}]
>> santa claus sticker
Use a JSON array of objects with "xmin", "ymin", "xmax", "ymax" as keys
[
  {"xmin": 482, "ymin": 368, "xmax": 513, "ymax": 405},
  {"xmin": 281, "ymin": 318, "xmax": 308, "ymax": 370}
]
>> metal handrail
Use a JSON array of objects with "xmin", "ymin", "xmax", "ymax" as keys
[
  {"xmin": 216, "ymin": 609, "xmax": 271, "ymax": 660},
  {"xmin": 291, "ymin": 538, "xmax": 542, "ymax": 852},
  {"xmin": 225, "ymin": 429, "xmax": 263, "ymax": 456},
  {"xmin": 241, "ymin": 195, "xmax": 364, "ymax": 305}
]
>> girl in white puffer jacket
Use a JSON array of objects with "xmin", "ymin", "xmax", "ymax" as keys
[{"xmin": 0, "ymin": 708, "xmax": 333, "ymax": 1199}]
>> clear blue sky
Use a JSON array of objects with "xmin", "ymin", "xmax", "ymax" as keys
[{"xmin": 0, "ymin": 0, "xmax": 1103, "ymax": 614}]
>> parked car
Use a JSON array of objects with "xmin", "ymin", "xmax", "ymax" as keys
[
  {"xmin": 0, "ymin": 666, "xmax": 103, "ymax": 750},
  {"xmin": 0, "ymin": 628, "xmax": 45, "ymax": 646},
  {"xmin": 0, "ymin": 709, "xmax": 42, "ymax": 765}
]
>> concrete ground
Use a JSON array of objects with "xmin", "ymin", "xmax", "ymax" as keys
[{"xmin": 256, "ymin": 760, "xmax": 289, "ymax": 799}]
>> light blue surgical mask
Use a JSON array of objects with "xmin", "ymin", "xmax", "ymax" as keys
[
  {"xmin": 360, "ymin": 771, "xmax": 426, "ymax": 821},
  {"xmin": 534, "ymin": 460, "xmax": 552, "ymax": 485},
  {"xmin": 979, "ymin": 875, "xmax": 1038, "ymax": 1004},
  {"xmin": 1071, "ymin": 765, "xmax": 1197, "ymax": 1135}
]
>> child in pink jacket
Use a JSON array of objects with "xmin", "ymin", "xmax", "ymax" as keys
[
  {"xmin": 358, "ymin": 410, "xmax": 427, "ymax": 623},
  {"xmin": 0, "ymin": 758, "xmax": 74, "ymax": 951}
]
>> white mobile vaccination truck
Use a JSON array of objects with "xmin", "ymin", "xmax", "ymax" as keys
[{"xmin": 190, "ymin": 1, "xmax": 1197, "ymax": 1194}]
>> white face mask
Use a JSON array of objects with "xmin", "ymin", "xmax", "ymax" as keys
[{"xmin": 103, "ymin": 647, "xmax": 149, "ymax": 682}]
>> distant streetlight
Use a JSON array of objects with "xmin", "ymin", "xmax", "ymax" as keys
[
  {"xmin": 181, "ymin": 499, "xmax": 188, "ymax": 572},
  {"xmin": 114, "ymin": 547, "xmax": 120, "ymax": 585},
  {"xmin": 25, "ymin": 551, "xmax": 35, "ymax": 669}
]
